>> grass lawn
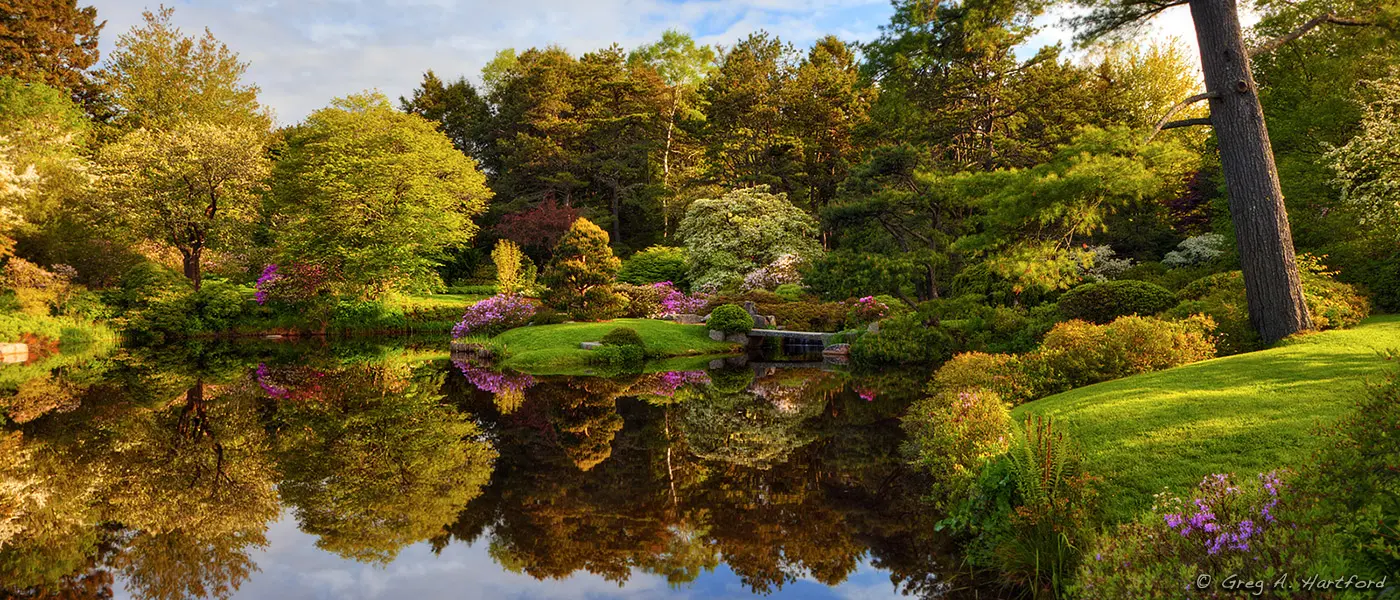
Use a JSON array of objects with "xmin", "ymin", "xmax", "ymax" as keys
[
  {"xmin": 490, "ymin": 318, "xmax": 740, "ymax": 373},
  {"xmin": 1011, "ymin": 314, "xmax": 1400, "ymax": 522}
]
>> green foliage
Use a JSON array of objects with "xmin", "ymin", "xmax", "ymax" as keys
[
  {"xmin": 677, "ymin": 186, "xmax": 823, "ymax": 291},
  {"xmin": 492, "ymin": 239, "xmax": 530, "ymax": 296},
  {"xmin": 541, "ymin": 218, "xmax": 625, "ymax": 321},
  {"xmin": 1305, "ymin": 359, "xmax": 1400, "ymax": 579},
  {"xmin": 618, "ymin": 245, "xmax": 689, "ymax": 286},
  {"xmin": 773, "ymin": 283, "xmax": 803, "ymax": 302},
  {"xmin": 850, "ymin": 314, "xmax": 952, "ymax": 366},
  {"xmin": 766, "ymin": 300, "xmax": 846, "ymax": 332},
  {"xmin": 0, "ymin": 77, "xmax": 90, "ymax": 232},
  {"xmin": 601, "ymin": 327, "xmax": 645, "ymax": 348},
  {"xmin": 998, "ymin": 415, "xmax": 1099, "ymax": 594},
  {"xmin": 589, "ymin": 343, "xmax": 647, "ymax": 368},
  {"xmin": 122, "ymin": 281, "xmax": 255, "ymax": 343},
  {"xmin": 490, "ymin": 318, "xmax": 736, "ymax": 373},
  {"xmin": 1057, "ymin": 279, "xmax": 1177, "ymax": 324},
  {"xmin": 707, "ymin": 304, "xmax": 753, "ymax": 334},
  {"xmin": 1170, "ymin": 261, "xmax": 1371, "ymax": 355},
  {"xmin": 931, "ymin": 351, "xmax": 1038, "ymax": 406},
  {"xmin": 614, "ymin": 282, "xmax": 664, "ymax": 318},
  {"xmin": 271, "ymin": 92, "xmax": 491, "ymax": 295},
  {"xmin": 1074, "ymin": 472, "xmax": 1344, "ymax": 598},
  {"xmin": 528, "ymin": 306, "xmax": 567, "ymax": 326},
  {"xmin": 940, "ymin": 301, "xmax": 1063, "ymax": 355},
  {"xmin": 903, "ymin": 389, "xmax": 1013, "ymax": 509},
  {"xmin": 1037, "ymin": 315, "xmax": 1217, "ymax": 392}
]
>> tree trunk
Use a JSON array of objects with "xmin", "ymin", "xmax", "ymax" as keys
[
  {"xmin": 182, "ymin": 247, "xmax": 203, "ymax": 291},
  {"xmin": 1188, "ymin": 0, "xmax": 1312, "ymax": 343}
]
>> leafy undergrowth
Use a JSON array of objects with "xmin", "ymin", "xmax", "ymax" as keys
[
  {"xmin": 490, "ymin": 318, "xmax": 740, "ymax": 373},
  {"xmin": 1011, "ymin": 314, "xmax": 1400, "ymax": 522}
]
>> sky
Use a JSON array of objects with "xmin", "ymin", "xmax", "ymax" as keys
[{"xmin": 87, "ymin": 0, "xmax": 1207, "ymax": 125}]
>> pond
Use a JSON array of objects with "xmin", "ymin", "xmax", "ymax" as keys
[{"xmin": 0, "ymin": 340, "xmax": 1001, "ymax": 599}]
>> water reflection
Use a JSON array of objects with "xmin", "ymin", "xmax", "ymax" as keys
[{"xmin": 0, "ymin": 340, "xmax": 990, "ymax": 599}]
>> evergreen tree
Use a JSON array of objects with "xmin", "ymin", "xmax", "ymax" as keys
[
  {"xmin": 542, "ymin": 218, "xmax": 624, "ymax": 320},
  {"xmin": 0, "ymin": 0, "xmax": 103, "ymax": 107}
]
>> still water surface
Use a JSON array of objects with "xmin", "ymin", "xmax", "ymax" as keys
[{"xmin": 1, "ymin": 340, "xmax": 986, "ymax": 599}]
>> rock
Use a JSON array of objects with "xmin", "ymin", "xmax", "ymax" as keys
[
  {"xmin": 674, "ymin": 313, "xmax": 705, "ymax": 325},
  {"xmin": 709, "ymin": 329, "xmax": 726, "ymax": 342},
  {"xmin": 725, "ymin": 332, "xmax": 750, "ymax": 345},
  {"xmin": 580, "ymin": 342, "xmax": 603, "ymax": 350},
  {"xmin": 822, "ymin": 343, "xmax": 851, "ymax": 357}
]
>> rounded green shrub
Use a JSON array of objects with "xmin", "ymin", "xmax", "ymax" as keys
[
  {"xmin": 708, "ymin": 304, "xmax": 754, "ymax": 334},
  {"xmin": 601, "ymin": 326, "xmax": 645, "ymax": 348},
  {"xmin": 774, "ymin": 283, "xmax": 804, "ymax": 302},
  {"xmin": 618, "ymin": 245, "xmax": 688, "ymax": 286},
  {"xmin": 590, "ymin": 343, "xmax": 646, "ymax": 367},
  {"xmin": 903, "ymin": 389, "xmax": 1012, "ymax": 509},
  {"xmin": 1057, "ymin": 279, "xmax": 1177, "ymax": 324},
  {"xmin": 850, "ymin": 314, "xmax": 952, "ymax": 366}
]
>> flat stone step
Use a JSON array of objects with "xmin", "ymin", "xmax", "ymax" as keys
[{"xmin": 746, "ymin": 329, "xmax": 836, "ymax": 342}]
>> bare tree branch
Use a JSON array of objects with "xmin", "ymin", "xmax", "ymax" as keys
[
  {"xmin": 1159, "ymin": 117, "xmax": 1214, "ymax": 131},
  {"xmin": 1249, "ymin": 12, "xmax": 1374, "ymax": 57},
  {"xmin": 1145, "ymin": 93, "xmax": 1218, "ymax": 143}
]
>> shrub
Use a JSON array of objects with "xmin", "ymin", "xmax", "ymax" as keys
[
  {"xmin": 446, "ymin": 284, "xmax": 498, "ymax": 296},
  {"xmin": 774, "ymin": 283, "xmax": 804, "ymax": 302},
  {"xmin": 618, "ymin": 245, "xmax": 688, "ymax": 286},
  {"xmin": 930, "ymin": 352, "xmax": 1037, "ymax": 405},
  {"xmin": 1170, "ymin": 260, "xmax": 1370, "ymax": 355},
  {"xmin": 601, "ymin": 327, "xmax": 645, "ymax": 348},
  {"xmin": 615, "ymin": 282, "xmax": 665, "ymax": 318},
  {"xmin": 329, "ymin": 299, "xmax": 406, "ymax": 331},
  {"xmin": 708, "ymin": 304, "xmax": 753, "ymax": 334},
  {"xmin": 1305, "ymin": 360, "xmax": 1400, "ymax": 579},
  {"xmin": 844, "ymin": 296, "xmax": 891, "ymax": 326},
  {"xmin": 590, "ymin": 343, "xmax": 646, "ymax": 367},
  {"xmin": 1074, "ymin": 472, "xmax": 1342, "ymax": 599},
  {"xmin": 452, "ymin": 294, "xmax": 537, "ymax": 338},
  {"xmin": 1038, "ymin": 315, "xmax": 1216, "ymax": 390},
  {"xmin": 529, "ymin": 306, "xmax": 567, "ymax": 326},
  {"xmin": 655, "ymin": 282, "xmax": 709, "ymax": 316},
  {"xmin": 1057, "ymin": 279, "xmax": 1177, "ymax": 324},
  {"xmin": 492, "ymin": 239, "xmax": 531, "ymax": 296},
  {"xmin": 767, "ymin": 301, "xmax": 846, "ymax": 332},
  {"xmin": 188, "ymin": 281, "xmax": 248, "ymax": 333},
  {"xmin": 1078, "ymin": 245, "xmax": 1134, "ymax": 282},
  {"xmin": 904, "ymin": 389, "xmax": 1013, "ymax": 509},
  {"xmin": 541, "ymin": 218, "xmax": 625, "ymax": 321},
  {"xmin": 850, "ymin": 314, "xmax": 952, "ymax": 366},
  {"xmin": 741, "ymin": 253, "xmax": 804, "ymax": 291},
  {"xmin": 1162, "ymin": 233, "xmax": 1226, "ymax": 268}
]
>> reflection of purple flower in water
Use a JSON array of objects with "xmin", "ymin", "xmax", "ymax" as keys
[
  {"xmin": 255, "ymin": 363, "xmax": 289, "ymax": 398},
  {"xmin": 628, "ymin": 370, "xmax": 710, "ymax": 397},
  {"xmin": 855, "ymin": 386, "xmax": 877, "ymax": 402},
  {"xmin": 453, "ymin": 359, "xmax": 536, "ymax": 394}
]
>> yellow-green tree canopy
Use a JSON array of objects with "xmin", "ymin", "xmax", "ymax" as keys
[{"xmin": 270, "ymin": 92, "xmax": 492, "ymax": 294}]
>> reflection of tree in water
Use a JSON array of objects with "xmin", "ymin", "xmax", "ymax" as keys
[
  {"xmin": 434, "ymin": 366, "xmax": 992, "ymax": 597},
  {"xmin": 270, "ymin": 362, "xmax": 496, "ymax": 563},
  {"xmin": 0, "ymin": 364, "xmax": 278, "ymax": 600}
]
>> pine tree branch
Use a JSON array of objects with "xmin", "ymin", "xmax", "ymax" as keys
[
  {"xmin": 1248, "ymin": 12, "xmax": 1375, "ymax": 57},
  {"xmin": 1144, "ymin": 93, "xmax": 1218, "ymax": 143},
  {"xmin": 1159, "ymin": 117, "xmax": 1214, "ymax": 131}
]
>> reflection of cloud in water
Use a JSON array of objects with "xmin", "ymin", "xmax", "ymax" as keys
[{"xmin": 113, "ymin": 510, "xmax": 906, "ymax": 599}]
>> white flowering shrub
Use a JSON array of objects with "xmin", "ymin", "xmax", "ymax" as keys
[{"xmin": 1163, "ymin": 234, "xmax": 1226, "ymax": 268}]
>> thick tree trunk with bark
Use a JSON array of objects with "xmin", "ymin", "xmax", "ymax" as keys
[
  {"xmin": 1188, "ymin": 0, "xmax": 1312, "ymax": 343},
  {"xmin": 182, "ymin": 247, "xmax": 203, "ymax": 291}
]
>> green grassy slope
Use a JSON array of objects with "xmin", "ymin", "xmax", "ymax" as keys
[
  {"xmin": 1011, "ymin": 314, "xmax": 1400, "ymax": 521},
  {"xmin": 490, "ymin": 318, "xmax": 740, "ymax": 373}
]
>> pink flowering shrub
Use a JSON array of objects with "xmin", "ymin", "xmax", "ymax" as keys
[
  {"xmin": 845, "ymin": 296, "xmax": 890, "ymax": 326},
  {"xmin": 656, "ymin": 281, "xmax": 709, "ymax": 316},
  {"xmin": 255, "ymin": 262, "xmax": 336, "ymax": 306},
  {"xmin": 1075, "ymin": 471, "xmax": 1343, "ymax": 598},
  {"xmin": 453, "ymin": 294, "xmax": 537, "ymax": 338}
]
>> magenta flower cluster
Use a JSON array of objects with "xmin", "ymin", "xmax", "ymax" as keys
[
  {"xmin": 628, "ymin": 370, "xmax": 710, "ymax": 397},
  {"xmin": 453, "ymin": 294, "xmax": 537, "ymax": 339},
  {"xmin": 1161, "ymin": 472, "xmax": 1283, "ymax": 556},
  {"xmin": 255, "ymin": 264, "xmax": 281, "ymax": 305},
  {"xmin": 653, "ymin": 281, "xmax": 709, "ymax": 316},
  {"xmin": 846, "ymin": 295, "xmax": 890, "ymax": 325},
  {"xmin": 453, "ymin": 358, "xmax": 536, "ymax": 394},
  {"xmin": 255, "ymin": 363, "xmax": 288, "ymax": 398}
]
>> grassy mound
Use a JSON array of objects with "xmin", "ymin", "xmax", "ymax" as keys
[
  {"xmin": 1012, "ymin": 314, "xmax": 1400, "ymax": 521},
  {"xmin": 490, "ymin": 318, "xmax": 740, "ymax": 373}
]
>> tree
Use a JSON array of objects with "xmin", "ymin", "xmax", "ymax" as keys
[
  {"xmin": 492, "ymin": 239, "xmax": 528, "ymax": 296},
  {"xmin": 785, "ymin": 36, "xmax": 872, "ymax": 214},
  {"xmin": 399, "ymin": 69, "xmax": 493, "ymax": 167},
  {"xmin": 0, "ymin": 0, "xmax": 104, "ymax": 106},
  {"xmin": 1328, "ymin": 72, "xmax": 1400, "ymax": 242},
  {"xmin": 1065, "ymin": 0, "xmax": 1391, "ymax": 341},
  {"xmin": 698, "ymin": 33, "xmax": 801, "ymax": 192},
  {"xmin": 541, "ymin": 217, "xmax": 624, "ymax": 320},
  {"xmin": 97, "ymin": 120, "xmax": 268, "ymax": 290},
  {"xmin": 0, "ymin": 77, "xmax": 91, "ymax": 237},
  {"xmin": 270, "ymin": 92, "xmax": 492, "ymax": 294},
  {"xmin": 492, "ymin": 196, "xmax": 580, "ymax": 259},
  {"xmin": 629, "ymin": 30, "xmax": 715, "ymax": 236},
  {"xmin": 677, "ymin": 186, "xmax": 822, "ymax": 291},
  {"xmin": 96, "ymin": 6, "xmax": 267, "ymax": 131}
]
